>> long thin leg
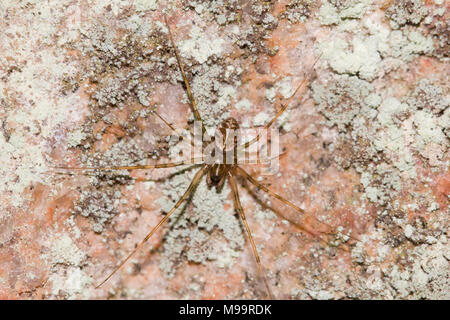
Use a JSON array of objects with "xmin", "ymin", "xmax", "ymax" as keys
[
  {"xmin": 131, "ymin": 164, "xmax": 200, "ymax": 183},
  {"xmin": 151, "ymin": 107, "xmax": 178, "ymax": 133},
  {"xmin": 164, "ymin": 15, "xmax": 207, "ymax": 135},
  {"xmin": 238, "ymin": 53, "xmax": 323, "ymax": 152},
  {"xmin": 96, "ymin": 164, "xmax": 208, "ymax": 288},
  {"xmin": 46, "ymin": 166, "xmax": 200, "ymax": 185},
  {"xmin": 51, "ymin": 158, "xmax": 204, "ymax": 172},
  {"xmin": 50, "ymin": 108, "xmax": 201, "ymax": 175},
  {"xmin": 236, "ymin": 166, "xmax": 307, "ymax": 214},
  {"xmin": 151, "ymin": 106, "xmax": 198, "ymax": 149},
  {"xmin": 228, "ymin": 171, "xmax": 273, "ymax": 299},
  {"xmin": 235, "ymin": 166, "xmax": 356, "ymax": 245}
]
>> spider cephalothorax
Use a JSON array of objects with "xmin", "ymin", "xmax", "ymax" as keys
[{"xmin": 204, "ymin": 117, "xmax": 240, "ymax": 189}]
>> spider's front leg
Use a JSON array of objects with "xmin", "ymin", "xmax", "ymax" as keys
[{"xmin": 48, "ymin": 157, "xmax": 204, "ymax": 174}]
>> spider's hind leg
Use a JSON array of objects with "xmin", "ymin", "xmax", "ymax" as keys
[
  {"xmin": 95, "ymin": 164, "xmax": 208, "ymax": 288},
  {"xmin": 235, "ymin": 166, "xmax": 356, "ymax": 252},
  {"xmin": 228, "ymin": 171, "xmax": 273, "ymax": 299}
]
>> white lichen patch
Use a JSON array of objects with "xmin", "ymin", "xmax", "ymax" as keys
[
  {"xmin": 276, "ymin": 77, "xmax": 294, "ymax": 99},
  {"xmin": 281, "ymin": 0, "xmax": 314, "ymax": 23},
  {"xmin": 312, "ymin": 74, "xmax": 374, "ymax": 131},
  {"xmin": 0, "ymin": 132, "xmax": 44, "ymax": 208},
  {"xmin": 183, "ymin": 0, "xmax": 241, "ymax": 26},
  {"xmin": 67, "ymin": 129, "xmax": 87, "ymax": 148},
  {"xmin": 322, "ymin": 36, "xmax": 381, "ymax": 81},
  {"xmin": 318, "ymin": 0, "xmax": 372, "ymax": 25},
  {"xmin": 0, "ymin": 1, "xmax": 87, "ymax": 209},
  {"xmin": 190, "ymin": 64, "xmax": 234, "ymax": 128},
  {"xmin": 235, "ymin": 98, "xmax": 253, "ymax": 111},
  {"xmin": 322, "ymin": 21, "xmax": 435, "ymax": 81},
  {"xmin": 134, "ymin": 0, "xmax": 158, "ymax": 12},
  {"xmin": 385, "ymin": 0, "xmax": 429, "ymax": 30},
  {"xmin": 385, "ymin": 30, "xmax": 434, "ymax": 62},
  {"xmin": 386, "ymin": 239, "xmax": 450, "ymax": 299},
  {"xmin": 48, "ymin": 266, "xmax": 92, "ymax": 299},
  {"xmin": 407, "ymin": 79, "xmax": 449, "ymax": 114},
  {"xmin": 44, "ymin": 234, "xmax": 85, "ymax": 266},
  {"xmin": 253, "ymin": 112, "xmax": 271, "ymax": 127},
  {"xmin": 42, "ymin": 232, "xmax": 91, "ymax": 298},
  {"xmin": 312, "ymin": 68, "xmax": 448, "ymax": 205},
  {"xmin": 179, "ymin": 25, "xmax": 225, "ymax": 64},
  {"xmin": 265, "ymin": 86, "xmax": 276, "ymax": 103},
  {"xmin": 376, "ymin": 97, "xmax": 409, "ymax": 127},
  {"xmin": 412, "ymin": 110, "xmax": 447, "ymax": 166}
]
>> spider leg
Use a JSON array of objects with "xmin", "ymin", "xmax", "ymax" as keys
[
  {"xmin": 228, "ymin": 171, "xmax": 273, "ymax": 300},
  {"xmin": 164, "ymin": 15, "xmax": 207, "ymax": 136},
  {"xmin": 49, "ymin": 107, "xmax": 201, "ymax": 178},
  {"xmin": 96, "ymin": 164, "xmax": 208, "ymax": 288},
  {"xmin": 235, "ymin": 166, "xmax": 356, "ymax": 247},
  {"xmin": 49, "ymin": 157, "xmax": 204, "ymax": 173},
  {"xmin": 238, "ymin": 53, "xmax": 323, "ymax": 152},
  {"xmin": 131, "ymin": 164, "xmax": 201, "ymax": 183},
  {"xmin": 151, "ymin": 107, "xmax": 178, "ymax": 133},
  {"xmin": 151, "ymin": 105, "xmax": 198, "ymax": 149}
]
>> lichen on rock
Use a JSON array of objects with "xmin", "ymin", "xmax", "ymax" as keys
[{"xmin": 385, "ymin": 0, "xmax": 429, "ymax": 30}]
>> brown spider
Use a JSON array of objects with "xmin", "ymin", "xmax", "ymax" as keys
[{"xmin": 55, "ymin": 15, "xmax": 349, "ymax": 299}]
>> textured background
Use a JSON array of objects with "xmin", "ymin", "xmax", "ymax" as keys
[{"xmin": 0, "ymin": 0, "xmax": 448, "ymax": 299}]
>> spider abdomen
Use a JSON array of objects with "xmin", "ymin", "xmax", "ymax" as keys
[{"xmin": 206, "ymin": 163, "xmax": 230, "ymax": 189}]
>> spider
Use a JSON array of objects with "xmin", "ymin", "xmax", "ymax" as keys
[{"xmin": 55, "ymin": 15, "xmax": 351, "ymax": 299}]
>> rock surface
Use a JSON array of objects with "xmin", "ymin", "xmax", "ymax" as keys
[{"xmin": 0, "ymin": 0, "xmax": 448, "ymax": 299}]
